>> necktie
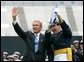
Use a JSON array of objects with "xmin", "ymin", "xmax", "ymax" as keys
[{"xmin": 35, "ymin": 34, "xmax": 39, "ymax": 53}]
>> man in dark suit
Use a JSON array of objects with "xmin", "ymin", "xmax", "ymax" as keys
[{"xmin": 12, "ymin": 7, "xmax": 53, "ymax": 61}]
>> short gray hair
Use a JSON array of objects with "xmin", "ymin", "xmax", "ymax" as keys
[{"xmin": 33, "ymin": 20, "xmax": 42, "ymax": 29}]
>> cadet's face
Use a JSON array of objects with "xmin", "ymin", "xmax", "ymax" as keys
[
  {"xmin": 32, "ymin": 21, "xmax": 41, "ymax": 33},
  {"xmin": 52, "ymin": 24, "xmax": 61, "ymax": 33},
  {"xmin": 74, "ymin": 43, "xmax": 79, "ymax": 49}
]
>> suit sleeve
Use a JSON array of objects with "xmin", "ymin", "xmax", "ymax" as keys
[
  {"xmin": 45, "ymin": 31, "xmax": 52, "ymax": 50},
  {"xmin": 60, "ymin": 20, "xmax": 72, "ymax": 38},
  {"xmin": 12, "ymin": 22, "xmax": 27, "ymax": 40},
  {"xmin": 45, "ymin": 31, "xmax": 54, "ymax": 61}
]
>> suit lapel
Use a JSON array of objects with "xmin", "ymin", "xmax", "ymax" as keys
[
  {"xmin": 39, "ymin": 33, "xmax": 42, "ymax": 43},
  {"xmin": 32, "ymin": 33, "xmax": 36, "ymax": 52},
  {"xmin": 38, "ymin": 33, "xmax": 43, "ymax": 51}
]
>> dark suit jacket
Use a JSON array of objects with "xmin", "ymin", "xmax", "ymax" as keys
[{"xmin": 13, "ymin": 23, "xmax": 54, "ymax": 61}]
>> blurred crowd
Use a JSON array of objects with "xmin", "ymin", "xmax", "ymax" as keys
[
  {"xmin": 71, "ymin": 39, "xmax": 83, "ymax": 61},
  {"xmin": 1, "ymin": 51, "xmax": 23, "ymax": 61},
  {"xmin": 1, "ymin": 39, "xmax": 83, "ymax": 61}
]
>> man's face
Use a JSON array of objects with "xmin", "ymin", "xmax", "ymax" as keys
[
  {"xmin": 32, "ymin": 21, "xmax": 41, "ymax": 33},
  {"xmin": 74, "ymin": 42, "xmax": 79, "ymax": 49},
  {"xmin": 52, "ymin": 24, "xmax": 61, "ymax": 33},
  {"xmin": 80, "ymin": 44, "xmax": 83, "ymax": 49}
]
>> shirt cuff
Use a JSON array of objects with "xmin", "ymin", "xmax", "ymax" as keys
[{"xmin": 12, "ymin": 21, "xmax": 17, "ymax": 25}]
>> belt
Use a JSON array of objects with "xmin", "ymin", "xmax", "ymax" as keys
[{"xmin": 54, "ymin": 48, "xmax": 72, "ymax": 61}]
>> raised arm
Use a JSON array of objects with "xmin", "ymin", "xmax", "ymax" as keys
[
  {"xmin": 12, "ymin": 7, "xmax": 27, "ymax": 40},
  {"xmin": 57, "ymin": 14, "xmax": 72, "ymax": 38}
]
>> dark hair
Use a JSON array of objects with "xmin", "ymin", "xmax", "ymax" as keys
[
  {"xmin": 79, "ymin": 42, "xmax": 83, "ymax": 44},
  {"xmin": 51, "ymin": 22, "xmax": 60, "ymax": 27},
  {"xmin": 55, "ymin": 22, "xmax": 60, "ymax": 25}
]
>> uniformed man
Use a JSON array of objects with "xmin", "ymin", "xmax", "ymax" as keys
[{"xmin": 45, "ymin": 14, "xmax": 73, "ymax": 61}]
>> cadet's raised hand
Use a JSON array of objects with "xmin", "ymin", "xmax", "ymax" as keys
[{"xmin": 57, "ymin": 14, "xmax": 63, "ymax": 24}]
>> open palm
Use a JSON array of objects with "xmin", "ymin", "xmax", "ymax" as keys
[{"xmin": 12, "ymin": 7, "xmax": 18, "ymax": 17}]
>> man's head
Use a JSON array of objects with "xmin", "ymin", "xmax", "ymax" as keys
[
  {"xmin": 51, "ymin": 23, "xmax": 61, "ymax": 33},
  {"xmin": 14, "ymin": 51, "xmax": 21, "ymax": 57},
  {"xmin": 73, "ymin": 40, "xmax": 79, "ymax": 49},
  {"xmin": 3, "ymin": 52, "xmax": 8, "ymax": 59},
  {"xmin": 13, "ymin": 54, "xmax": 20, "ymax": 59},
  {"xmin": 32, "ymin": 20, "xmax": 42, "ymax": 33}
]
